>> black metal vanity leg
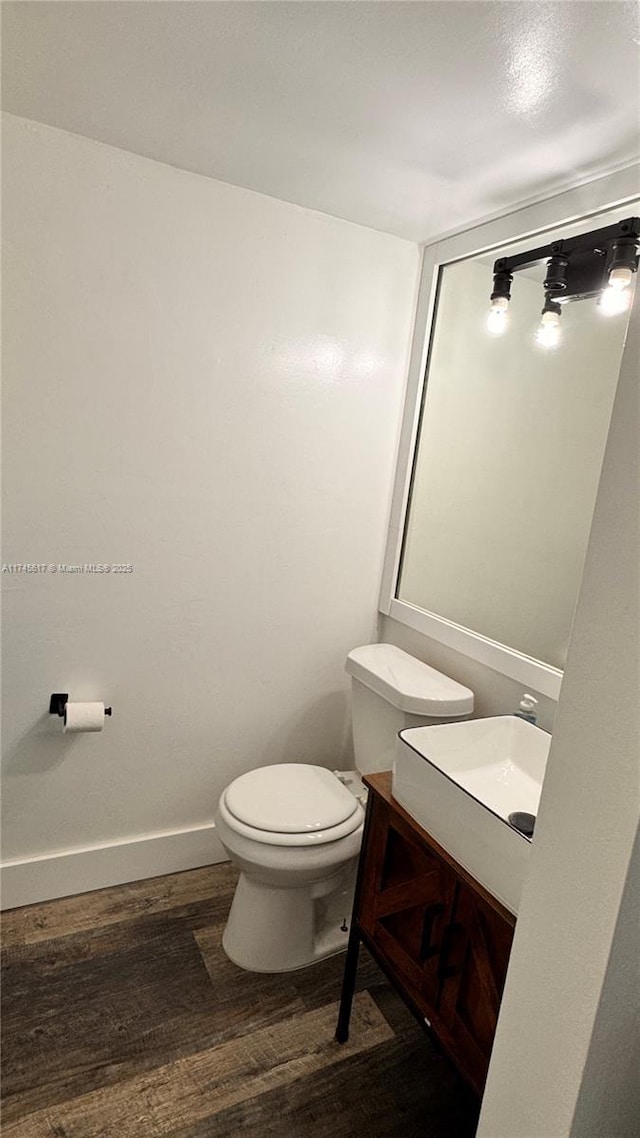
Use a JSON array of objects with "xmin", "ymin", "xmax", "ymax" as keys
[
  {"xmin": 335, "ymin": 923, "xmax": 361, "ymax": 1043},
  {"xmin": 335, "ymin": 786, "xmax": 376, "ymax": 1043}
]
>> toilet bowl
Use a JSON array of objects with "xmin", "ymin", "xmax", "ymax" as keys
[
  {"xmin": 216, "ymin": 644, "xmax": 474, "ymax": 972},
  {"xmin": 215, "ymin": 764, "xmax": 364, "ymax": 971}
]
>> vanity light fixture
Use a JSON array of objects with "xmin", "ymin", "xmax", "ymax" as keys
[
  {"xmin": 599, "ymin": 236, "xmax": 638, "ymax": 316},
  {"xmin": 487, "ymin": 269, "xmax": 513, "ymax": 334},
  {"xmin": 488, "ymin": 217, "xmax": 639, "ymax": 348},
  {"xmin": 535, "ymin": 253, "xmax": 568, "ymax": 348}
]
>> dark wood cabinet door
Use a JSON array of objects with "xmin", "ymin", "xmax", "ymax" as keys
[
  {"xmin": 358, "ymin": 792, "xmax": 457, "ymax": 1010},
  {"xmin": 343, "ymin": 776, "xmax": 517, "ymax": 1095},
  {"xmin": 437, "ymin": 883, "xmax": 515, "ymax": 1091}
]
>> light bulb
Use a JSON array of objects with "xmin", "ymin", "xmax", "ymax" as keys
[
  {"xmin": 536, "ymin": 322, "xmax": 560, "ymax": 348},
  {"xmin": 608, "ymin": 266, "xmax": 633, "ymax": 291},
  {"xmin": 487, "ymin": 297, "xmax": 509, "ymax": 335},
  {"xmin": 536, "ymin": 309, "xmax": 561, "ymax": 348},
  {"xmin": 600, "ymin": 282, "xmax": 633, "ymax": 316}
]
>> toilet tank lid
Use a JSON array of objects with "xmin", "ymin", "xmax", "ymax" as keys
[{"xmin": 345, "ymin": 644, "xmax": 474, "ymax": 717}]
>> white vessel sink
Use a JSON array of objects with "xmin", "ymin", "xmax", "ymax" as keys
[{"xmin": 393, "ymin": 715, "xmax": 551, "ymax": 914}]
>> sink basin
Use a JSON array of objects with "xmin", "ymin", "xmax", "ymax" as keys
[{"xmin": 393, "ymin": 715, "xmax": 551, "ymax": 914}]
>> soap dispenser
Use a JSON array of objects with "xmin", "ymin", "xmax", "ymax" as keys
[{"xmin": 515, "ymin": 693, "xmax": 538, "ymax": 725}]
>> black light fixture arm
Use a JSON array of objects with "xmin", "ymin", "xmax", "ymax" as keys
[
  {"xmin": 543, "ymin": 254, "xmax": 569, "ymax": 298},
  {"xmin": 491, "ymin": 217, "xmax": 640, "ymax": 304},
  {"xmin": 490, "ymin": 269, "xmax": 513, "ymax": 303}
]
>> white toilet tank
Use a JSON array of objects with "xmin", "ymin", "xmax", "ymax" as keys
[{"xmin": 345, "ymin": 643, "xmax": 474, "ymax": 775}]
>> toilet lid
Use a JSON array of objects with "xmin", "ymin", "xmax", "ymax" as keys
[{"xmin": 224, "ymin": 764, "xmax": 359, "ymax": 834}]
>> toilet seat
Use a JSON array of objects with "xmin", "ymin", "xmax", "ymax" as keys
[{"xmin": 220, "ymin": 764, "xmax": 364, "ymax": 847}]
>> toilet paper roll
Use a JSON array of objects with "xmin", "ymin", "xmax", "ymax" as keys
[{"xmin": 63, "ymin": 701, "xmax": 106, "ymax": 734}]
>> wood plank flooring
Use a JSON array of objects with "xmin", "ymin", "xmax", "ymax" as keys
[{"xmin": 1, "ymin": 864, "xmax": 479, "ymax": 1137}]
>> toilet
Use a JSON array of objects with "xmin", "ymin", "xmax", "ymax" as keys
[{"xmin": 215, "ymin": 643, "xmax": 474, "ymax": 972}]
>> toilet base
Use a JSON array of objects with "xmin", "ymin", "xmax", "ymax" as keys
[{"xmin": 222, "ymin": 865, "xmax": 356, "ymax": 972}]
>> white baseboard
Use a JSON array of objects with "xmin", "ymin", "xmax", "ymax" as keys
[{"xmin": 0, "ymin": 821, "xmax": 227, "ymax": 910}]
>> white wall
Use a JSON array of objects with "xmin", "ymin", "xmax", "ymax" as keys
[
  {"xmin": 570, "ymin": 822, "xmax": 640, "ymax": 1138},
  {"xmin": 1, "ymin": 114, "xmax": 419, "ymax": 906},
  {"xmin": 477, "ymin": 297, "xmax": 639, "ymax": 1136}
]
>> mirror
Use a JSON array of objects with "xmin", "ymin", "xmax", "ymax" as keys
[{"xmin": 397, "ymin": 203, "xmax": 636, "ymax": 672}]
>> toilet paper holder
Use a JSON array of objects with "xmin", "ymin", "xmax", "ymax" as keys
[{"xmin": 49, "ymin": 693, "xmax": 112, "ymax": 717}]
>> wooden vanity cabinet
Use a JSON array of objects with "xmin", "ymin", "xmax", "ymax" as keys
[
  {"xmin": 437, "ymin": 880, "xmax": 515, "ymax": 1088},
  {"xmin": 336, "ymin": 772, "xmax": 516, "ymax": 1095}
]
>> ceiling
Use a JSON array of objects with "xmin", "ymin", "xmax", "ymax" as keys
[{"xmin": 3, "ymin": 1, "xmax": 639, "ymax": 242}]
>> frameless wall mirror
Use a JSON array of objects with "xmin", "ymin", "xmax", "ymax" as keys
[{"xmin": 390, "ymin": 199, "xmax": 638, "ymax": 695}]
